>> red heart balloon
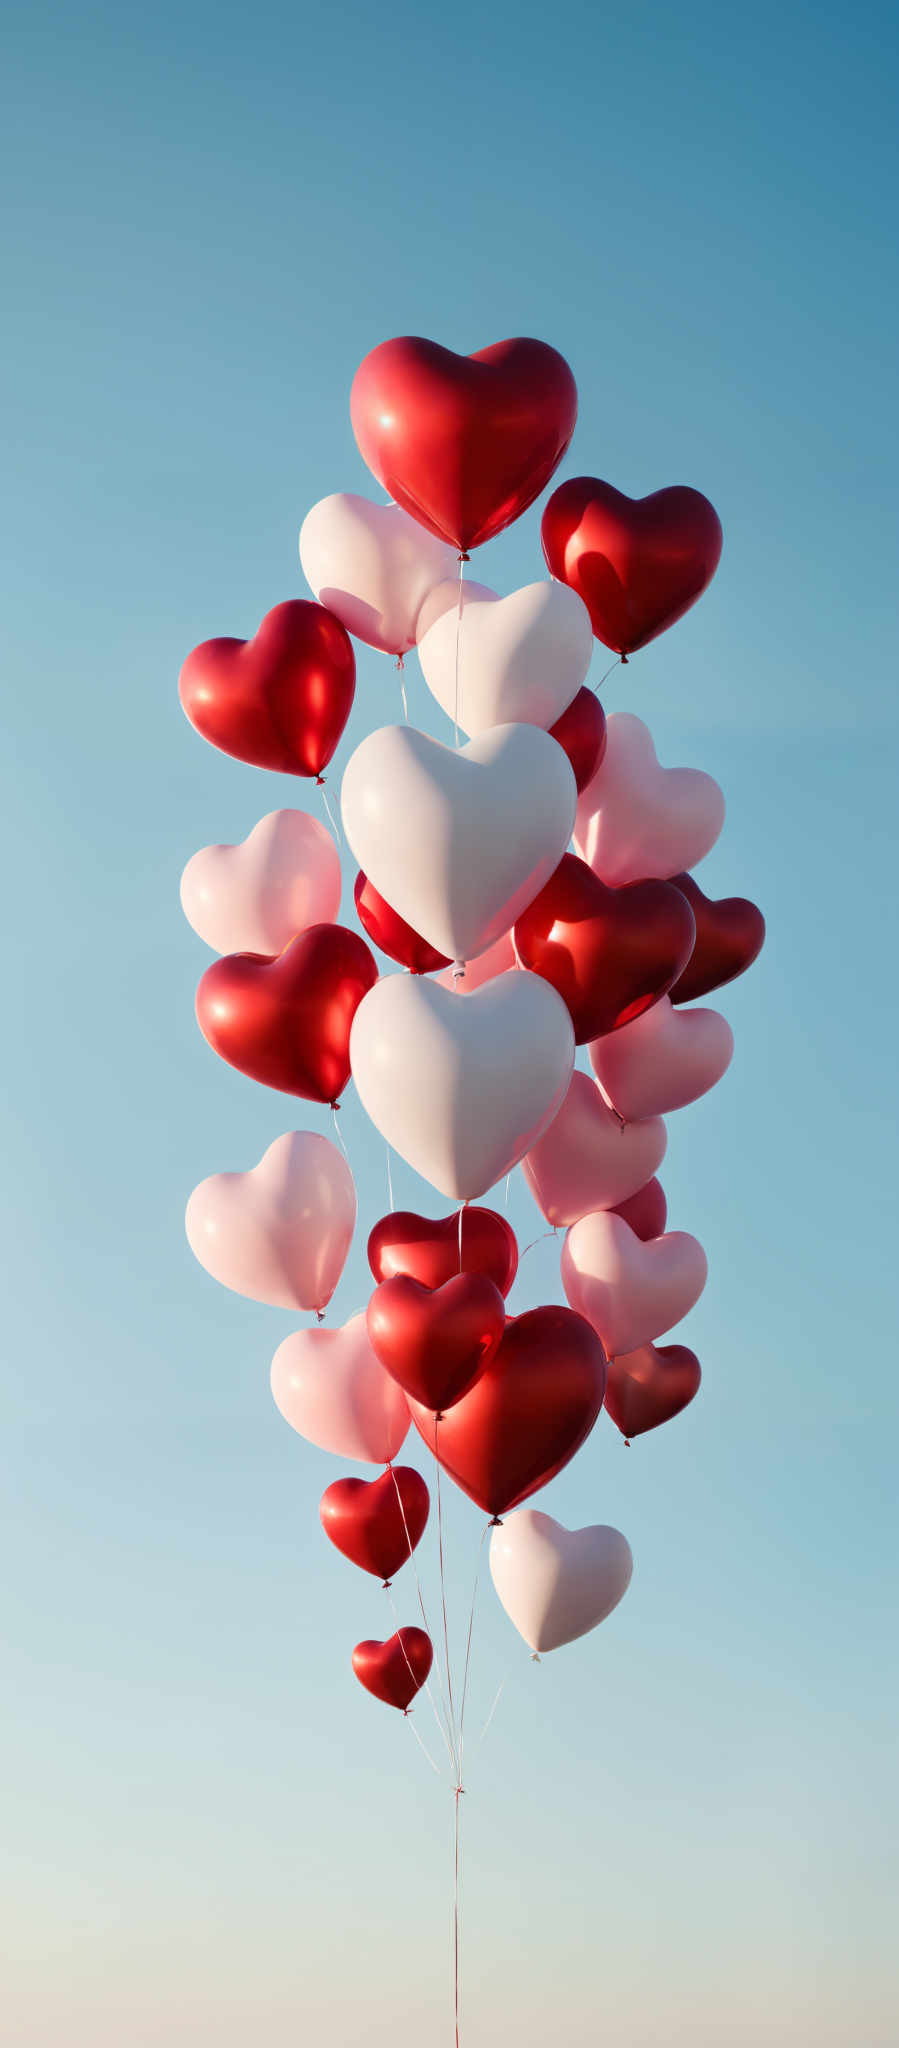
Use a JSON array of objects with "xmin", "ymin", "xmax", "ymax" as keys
[
  {"xmin": 604, "ymin": 1342, "xmax": 702, "ymax": 1440},
  {"xmin": 320, "ymin": 1466, "xmax": 430, "ymax": 1583},
  {"xmin": 350, "ymin": 336, "xmax": 577, "ymax": 551},
  {"xmin": 352, "ymin": 1627, "xmax": 433, "ymax": 1711},
  {"xmin": 514, "ymin": 853, "xmax": 696, "ymax": 1042},
  {"xmin": 409, "ymin": 1306, "xmax": 606, "ymax": 1518},
  {"xmin": 367, "ymin": 1208, "xmax": 518, "ymax": 1298},
  {"xmin": 668, "ymin": 873, "xmax": 766, "ymax": 1004},
  {"xmin": 178, "ymin": 599, "xmax": 355, "ymax": 777},
  {"xmin": 548, "ymin": 687, "xmax": 607, "ymax": 795},
  {"xmin": 367, "ymin": 1274, "xmax": 506, "ymax": 1414},
  {"xmin": 541, "ymin": 478, "xmax": 723, "ymax": 655},
  {"xmin": 195, "ymin": 923, "xmax": 377, "ymax": 1104},
  {"xmin": 610, "ymin": 1178, "xmax": 668, "ymax": 1241},
  {"xmin": 354, "ymin": 871, "xmax": 451, "ymax": 975}
]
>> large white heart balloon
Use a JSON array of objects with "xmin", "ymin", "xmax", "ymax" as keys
[
  {"xmin": 562, "ymin": 1210, "xmax": 707, "ymax": 1356},
  {"xmin": 589, "ymin": 997, "xmax": 734, "ymax": 1121},
  {"xmin": 271, "ymin": 1315, "xmax": 409, "ymax": 1463},
  {"xmin": 299, "ymin": 491, "xmax": 456, "ymax": 655},
  {"xmin": 341, "ymin": 722, "xmax": 576, "ymax": 963},
  {"xmin": 185, "ymin": 1131, "xmax": 355, "ymax": 1312},
  {"xmin": 575, "ymin": 712, "xmax": 725, "ymax": 884},
  {"xmin": 180, "ymin": 810, "xmax": 341, "ymax": 956},
  {"xmin": 350, "ymin": 971, "xmax": 575, "ymax": 1200},
  {"xmin": 416, "ymin": 578, "xmax": 593, "ymax": 737},
  {"xmin": 489, "ymin": 1510, "xmax": 633, "ymax": 1653},
  {"xmin": 522, "ymin": 1070, "xmax": 667, "ymax": 1227}
]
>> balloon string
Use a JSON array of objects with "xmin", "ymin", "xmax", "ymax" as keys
[
  {"xmin": 596, "ymin": 655, "xmax": 623, "ymax": 691},
  {"xmin": 458, "ymin": 1201, "xmax": 464, "ymax": 1274},
  {"xmin": 453, "ymin": 1781, "xmax": 463, "ymax": 2048},
  {"xmin": 457, "ymin": 1521, "xmax": 489, "ymax": 1783},
  {"xmin": 385, "ymin": 1144, "xmax": 395, "ymax": 1212},
  {"xmin": 477, "ymin": 1678, "xmax": 505, "ymax": 1747},
  {"xmin": 395, "ymin": 655, "xmax": 409, "ymax": 722},
  {"xmin": 405, "ymin": 1710, "xmax": 443, "ymax": 1777},
  {"xmin": 434, "ymin": 1422, "xmax": 458, "ymax": 1758},
  {"xmin": 504, "ymin": 1174, "xmax": 511, "ymax": 1209},
  {"xmin": 385, "ymin": 1583, "xmax": 455, "ymax": 1773},
  {"xmin": 453, "ymin": 554, "xmax": 466, "ymax": 747},
  {"xmin": 318, "ymin": 778, "xmax": 342, "ymax": 847},
  {"xmin": 330, "ymin": 1105, "xmax": 350, "ymax": 1163},
  {"xmin": 518, "ymin": 1227, "xmax": 558, "ymax": 1260},
  {"xmin": 385, "ymin": 1469, "xmax": 457, "ymax": 1771}
]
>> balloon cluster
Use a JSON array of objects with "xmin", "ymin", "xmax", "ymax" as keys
[{"xmin": 180, "ymin": 335, "xmax": 765, "ymax": 1726}]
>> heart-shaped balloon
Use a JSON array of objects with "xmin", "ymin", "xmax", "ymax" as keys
[
  {"xmin": 341, "ymin": 721, "xmax": 576, "ymax": 964},
  {"xmin": 541, "ymin": 477, "xmax": 723, "ymax": 654},
  {"xmin": 437, "ymin": 930, "xmax": 517, "ymax": 993},
  {"xmin": 489, "ymin": 1511, "xmax": 633, "ymax": 1652},
  {"xmin": 352, "ymin": 1628, "xmax": 433, "ymax": 1711},
  {"xmin": 299, "ymin": 492, "xmax": 456, "ymax": 655},
  {"xmin": 350, "ymin": 971, "xmax": 574, "ymax": 1200},
  {"xmin": 522, "ymin": 1071, "xmax": 667, "ymax": 1228},
  {"xmin": 196, "ymin": 924, "xmax": 377, "ymax": 1104},
  {"xmin": 548, "ymin": 687, "xmax": 607, "ymax": 794},
  {"xmin": 514, "ymin": 853, "xmax": 696, "ymax": 1041},
  {"xmin": 575, "ymin": 714, "xmax": 725, "ymax": 886},
  {"xmin": 185, "ymin": 1130, "xmax": 355, "ymax": 1312},
  {"xmin": 350, "ymin": 335, "xmax": 578, "ymax": 551},
  {"xmin": 409, "ymin": 1306, "xmax": 605, "ymax": 1518},
  {"xmin": 320, "ymin": 1466, "xmax": 430, "ymax": 1581},
  {"xmin": 610, "ymin": 1178, "xmax": 668, "ymax": 1242},
  {"xmin": 178, "ymin": 600, "xmax": 355, "ymax": 778},
  {"xmin": 180, "ymin": 810, "xmax": 341, "ymax": 957},
  {"xmin": 367, "ymin": 1273, "xmax": 506, "ymax": 1412},
  {"xmin": 604, "ymin": 1342, "xmax": 702, "ymax": 1440},
  {"xmin": 562, "ymin": 1212, "xmax": 707, "ymax": 1357},
  {"xmin": 367, "ymin": 1207, "xmax": 518, "ymax": 1297},
  {"xmin": 668, "ymin": 872, "xmax": 766, "ymax": 1004},
  {"xmin": 415, "ymin": 579, "xmax": 592, "ymax": 737},
  {"xmin": 353, "ymin": 871, "xmax": 451, "ymax": 975},
  {"xmin": 271, "ymin": 1315, "xmax": 409, "ymax": 1464},
  {"xmin": 589, "ymin": 996, "xmax": 734, "ymax": 1121}
]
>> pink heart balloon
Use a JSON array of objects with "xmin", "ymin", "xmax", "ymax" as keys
[
  {"xmin": 180, "ymin": 810, "xmax": 341, "ymax": 957},
  {"xmin": 270, "ymin": 1314, "xmax": 409, "ymax": 1464},
  {"xmin": 589, "ymin": 997, "xmax": 734, "ymax": 1121},
  {"xmin": 575, "ymin": 712, "xmax": 725, "ymax": 885},
  {"xmin": 489, "ymin": 1510, "xmax": 633, "ymax": 1653},
  {"xmin": 521, "ymin": 1070, "xmax": 667, "ymax": 1228},
  {"xmin": 561, "ymin": 1210, "xmax": 707, "ymax": 1356},
  {"xmin": 185, "ymin": 1131, "xmax": 355, "ymax": 1312},
  {"xmin": 299, "ymin": 492, "xmax": 456, "ymax": 655}
]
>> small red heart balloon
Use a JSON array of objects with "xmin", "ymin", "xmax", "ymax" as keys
[
  {"xmin": 610, "ymin": 1178, "xmax": 668, "ymax": 1242},
  {"xmin": 604, "ymin": 1342, "xmax": 702, "ymax": 1439},
  {"xmin": 514, "ymin": 853, "xmax": 696, "ymax": 1042},
  {"xmin": 351, "ymin": 336, "xmax": 577, "ymax": 551},
  {"xmin": 668, "ymin": 873, "xmax": 766, "ymax": 1004},
  {"xmin": 320, "ymin": 1466, "xmax": 430, "ymax": 1582},
  {"xmin": 409, "ymin": 1306, "xmax": 606, "ymax": 1518},
  {"xmin": 352, "ymin": 1627, "xmax": 433, "ymax": 1711},
  {"xmin": 354, "ymin": 871, "xmax": 451, "ymax": 975},
  {"xmin": 541, "ymin": 478, "xmax": 723, "ymax": 655},
  {"xmin": 195, "ymin": 923, "xmax": 377, "ymax": 1104},
  {"xmin": 178, "ymin": 600, "xmax": 355, "ymax": 777},
  {"xmin": 367, "ymin": 1274, "xmax": 506, "ymax": 1414},
  {"xmin": 367, "ymin": 1208, "xmax": 518, "ymax": 1297},
  {"xmin": 548, "ymin": 687, "xmax": 607, "ymax": 794}
]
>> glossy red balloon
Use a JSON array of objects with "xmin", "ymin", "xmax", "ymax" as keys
[
  {"xmin": 409, "ymin": 1306, "xmax": 606, "ymax": 1518},
  {"xmin": 195, "ymin": 923, "xmax": 377, "ymax": 1104},
  {"xmin": 320, "ymin": 1466, "xmax": 430, "ymax": 1583},
  {"xmin": 514, "ymin": 853, "xmax": 696, "ymax": 1042},
  {"xmin": 367, "ymin": 1273, "xmax": 506, "ymax": 1414},
  {"xmin": 548, "ymin": 687, "xmax": 607, "ymax": 794},
  {"xmin": 350, "ymin": 336, "xmax": 577, "ymax": 551},
  {"xmin": 541, "ymin": 478, "xmax": 723, "ymax": 655},
  {"xmin": 352, "ymin": 1628, "xmax": 433, "ymax": 1711},
  {"xmin": 604, "ymin": 1342, "xmax": 702, "ymax": 1440},
  {"xmin": 178, "ymin": 600, "xmax": 355, "ymax": 777},
  {"xmin": 367, "ymin": 1208, "xmax": 518, "ymax": 1297},
  {"xmin": 668, "ymin": 872, "xmax": 766, "ymax": 1004},
  {"xmin": 611, "ymin": 1178, "xmax": 668, "ymax": 1242},
  {"xmin": 354, "ymin": 871, "xmax": 451, "ymax": 975}
]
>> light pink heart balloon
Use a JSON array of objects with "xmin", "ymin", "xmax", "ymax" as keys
[
  {"xmin": 437, "ymin": 929, "xmax": 517, "ymax": 993},
  {"xmin": 185, "ymin": 1131, "xmax": 355, "ymax": 1312},
  {"xmin": 574, "ymin": 712, "xmax": 725, "ymax": 884},
  {"xmin": 489, "ymin": 1510, "xmax": 633, "ymax": 1653},
  {"xmin": 180, "ymin": 810, "xmax": 341, "ymax": 956},
  {"xmin": 522, "ymin": 1070, "xmax": 667, "ymax": 1227},
  {"xmin": 299, "ymin": 491, "xmax": 456, "ymax": 655},
  {"xmin": 561, "ymin": 1210, "xmax": 707, "ymax": 1356},
  {"xmin": 270, "ymin": 1314, "xmax": 410, "ymax": 1463},
  {"xmin": 589, "ymin": 997, "xmax": 734, "ymax": 1121}
]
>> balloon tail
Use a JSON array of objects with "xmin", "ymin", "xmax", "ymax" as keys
[
  {"xmin": 531, "ymin": 1652, "xmax": 542, "ymax": 1664},
  {"xmin": 452, "ymin": 960, "xmax": 467, "ymax": 986}
]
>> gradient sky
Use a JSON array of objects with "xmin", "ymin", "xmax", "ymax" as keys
[{"xmin": 2, "ymin": 2, "xmax": 897, "ymax": 2043}]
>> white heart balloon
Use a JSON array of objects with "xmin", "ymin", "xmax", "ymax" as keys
[
  {"xmin": 185, "ymin": 1131, "xmax": 355, "ymax": 1312},
  {"xmin": 271, "ymin": 1315, "xmax": 409, "ymax": 1464},
  {"xmin": 341, "ymin": 722, "xmax": 576, "ymax": 963},
  {"xmin": 180, "ymin": 810, "xmax": 341, "ymax": 956},
  {"xmin": 522, "ymin": 1070, "xmax": 667, "ymax": 1227},
  {"xmin": 299, "ymin": 491, "xmax": 456, "ymax": 655},
  {"xmin": 589, "ymin": 997, "xmax": 734, "ymax": 1121},
  {"xmin": 562, "ymin": 1210, "xmax": 708, "ymax": 1356},
  {"xmin": 489, "ymin": 1510, "xmax": 633, "ymax": 1653},
  {"xmin": 350, "ymin": 971, "xmax": 575, "ymax": 1200},
  {"xmin": 416, "ymin": 579, "xmax": 593, "ymax": 737},
  {"xmin": 575, "ymin": 712, "xmax": 725, "ymax": 884}
]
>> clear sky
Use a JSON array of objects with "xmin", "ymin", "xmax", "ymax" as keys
[{"xmin": 2, "ymin": 2, "xmax": 897, "ymax": 2043}]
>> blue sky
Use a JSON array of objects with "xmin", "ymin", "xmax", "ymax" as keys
[{"xmin": 2, "ymin": 2, "xmax": 897, "ymax": 2042}]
